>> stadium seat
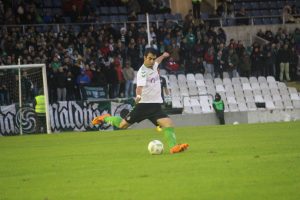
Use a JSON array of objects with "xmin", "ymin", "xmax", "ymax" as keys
[
  {"xmin": 196, "ymin": 79, "xmax": 205, "ymax": 87},
  {"xmin": 271, "ymin": 92, "xmax": 281, "ymax": 101},
  {"xmin": 214, "ymin": 78, "xmax": 223, "ymax": 85},
  {"xmin": 227, "ymin": 96, "xmax": 237, "ymax": 104},
  {"xmin": 216, "ymin": 84, "xmax": 225, "ymax": 93},
  {"xmin": 254, "ymin": 95, "xmax": 264, "ymax": 103},
  {"xmin": 242, "ymin": 83, "xmax": 252, "ymax": 91},
  {"xmin": 267, "ymin": 76, "xmax": 276, "ymax": 83},
  {"xmin": 199, "ymin": 96, "xmax": 213, "ymax": 113},
  {"xmin": 223, "ymin": 72, "xmax": 230, "ymax": 78},
  {"xmin": 178, "ymin": 74, "xmax": 187, "ymax": 82},
  {"xmin": 232, "ymin": 77, "xmax": 241, "ymax": 85},
  {"xmin": 258, "ymin": 76, "xmax": 267, "ymax": 83},
  {"xmin": 249, "ymin": 76, "xmax": 258, "ymax": 83},
  {"xmin": 189, "ymin": 86, "xmax": 199, "ymax": 96},
  {"xmin": 274, "ymin": 100, "xmax": 284, "ymax": 109},
  {"xmin": 233, "ymin": 84, "xmax": 243, "ymax": 91},
  {"xmin": 266, "ymin": 101, "xmax": 276, "ymax": 110},
  {"xmin": 292, "ymin": 100, "xmax": 300, "ymax": 109},
  {"xmin": 207, "ymin": 86, "xmax": 216, "ymax": 96},
  {"xmin": 118, "ymin": 6, "xmax": 127, "ymax": 14},
  {"xmin": 240, "ymin": 77, "xmax": 249, "ymax": 84},
  {"xmin": 223, "ymin": 78, "xmax": 232, "ymax": 86},
  {"xmin": 190, "ymin": 98, "xmax": 201, "ymax": 114},
  {"xmin": 187, "ymin": 73, "xmax": 196, "ymax": 82},
  {"xmin": 229, "ymin": 103, "xmax": 239, "ymax": 112},
  {"xmin": 180, "ymin": 87, "xmax": 189, "ymax": 97},
  {"xmin": 238, "ymin": 102, "xmax": 248, "ymax": 111},
  {"xmin": 204, "ymin": 73, "xmax": 213, "ymax": 80},
  {"xmin": 284, "ymin": 100, "xmax": 294, "ymax": 109},
  {"xmin": 269, "ymin": 82, "xmax": 278, "ymax": 89},
  {"xmin": 204, "ymin": 79, "xmax": 214, "ymax": 86},
  {"xmin": 195, "ymin": 73, "xmax": 204, "ymax": 80},
  {"xmin": 247, "ymin": 102, "xmax": 257, "ymax": 111},
  {"xmin": 224, "ymin": 84, "xmax": 233, "ymax": 93},
  {"xmin": 172, "ymin": 96, "xmax": 183, "ymax": 108},
  {"xmin": 262, "ymin": 88, "xmax": 271, "ymax": 96},
  {"xmin": 253, "ymin": 89, "xmax": 262, "ymax": 96},
  {"xmin": 183, "ymin": 97, "xmax": 193, "ymax": 113},
  {"xmin": 198, "ymin": 86, "xmax": 207, "ymax": 95}
]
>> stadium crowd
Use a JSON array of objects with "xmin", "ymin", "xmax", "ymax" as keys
[{"xmin": 0, "ymin": 0, "xmax": 300, "ymax": 105}]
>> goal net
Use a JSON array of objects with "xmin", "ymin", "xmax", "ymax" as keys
[{"xmin": 0, "ymin": 64, "xmax": 50, "ymax": 135}]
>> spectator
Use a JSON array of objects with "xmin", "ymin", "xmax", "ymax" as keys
[
  {"xmin": 239, "ymin": 50, "xmax": 251, "ymax": 77},
  {"xmin": 278, "ymin": 44, "xmax": 291, "ymax": 81},
  {"xmin": 212, "ymin": 93, "xmax": 225, "ymax": 125},
  {"xmin": 166, "ymin": 57, "xmax": 180, "ymax": 73},
  {"xmin": 250, "ymin": 46, "xmax": 262, "ymax": 77},
  {"xmin": 0, "ymin": 84, "xmax": 9, "ymax": 105},
  {"xmin": 66, "ymin": 71, "xmax": 76, "ymax": 101},
  {"xmin": 227, "ymin": 48, "xmax": 239, "ymax": 78},
  {"xmin": 192, "ymin": 0, "xmax": 202, "ymax": 19},
  {"xmin": 235, "ymin": 8, "xmax": 249, "ymax": 26},
  {"xmin": 34, "ymin": 89, "xmax": 46, "ymax": 133},
  {"xmin": 55, "ymin": 67, "xmax": 67, "ymax": 101},
  {"xmin": 204, "ymin": 47, "xmax": 215, "ymax": 77},
  {"xmin": 290, "ymin": 47, "xmax": 299, "ymax": 81},
  {"xmin": 76, "ymin": 69, "xmax": 91, "ymax": 100},
  {"xmin": 122, "ymin": 61, "xmax": 135, "ymax": 98},
  {"xmin": 106, "ymin": 63, "xmax": 118, "ymax": 98}
]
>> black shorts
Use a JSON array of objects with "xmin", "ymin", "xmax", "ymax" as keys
[{"xmin": 124, "ymin": 103, "xmax": 168, "ymax": 126}]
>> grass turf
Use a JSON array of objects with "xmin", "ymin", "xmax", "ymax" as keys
[{"xmin": 0, "ymin": 122, "xmax": 300, "ymax": 200}]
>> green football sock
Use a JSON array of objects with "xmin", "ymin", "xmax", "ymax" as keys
[
  {"xmin": 104, "ymin": 116, "xmax": 122, "ymax": 128},
  {"xmin": 163, "ymin": 127, "xmax": 177, "ymax": 148}
]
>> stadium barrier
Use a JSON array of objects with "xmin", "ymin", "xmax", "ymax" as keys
[
  {"xmin": 0, "ymin": 99, "xmax": 134, "ymax": 136},
  {"xmin": 1, "ymin": 99, "xmax": 299, "ymax": 135}
]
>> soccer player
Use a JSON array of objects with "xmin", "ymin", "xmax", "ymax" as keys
[{"xmin": 92, "ymin": 48, "xmax": 189, "ymax": 154}]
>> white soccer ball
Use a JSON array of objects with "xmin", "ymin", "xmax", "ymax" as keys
[
  {"xmin": 233, "ymin": 121, "xmax": 239, "ymax": 125},
  {"xmin": 148, "ymin": 140, "xmax": 164, "ymax": 155}
]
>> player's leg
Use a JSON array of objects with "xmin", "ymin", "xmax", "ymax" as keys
[
  {"xmin": 156, "ymin": 117, "xmax": 189, "ymax": 154},
  {"xmin": 92, "ymin": 113, "xmax": 130, "ymax": 129}
]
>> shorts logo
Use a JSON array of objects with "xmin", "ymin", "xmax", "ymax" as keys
[{"xmin": 126, "ymin": 116, "xmax": 131, "ymax": 121}]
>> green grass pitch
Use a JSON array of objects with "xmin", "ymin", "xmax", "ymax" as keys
[{"xmin": 1, "ymin": 122, "xmax": 300, "ymax": 200}]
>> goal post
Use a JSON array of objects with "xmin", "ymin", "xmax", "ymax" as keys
[{"xmin": 0, "ymin": 63, "xmax": 51, "ymax": 134}]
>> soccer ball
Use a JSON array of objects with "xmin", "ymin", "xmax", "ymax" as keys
[
  {"xmin": 148, "ymin": 140, "xmax": 164, "ymax": 155},
  {"xmin": 233, "ymin": 121, "xmax": 239, "ymax": 125}
]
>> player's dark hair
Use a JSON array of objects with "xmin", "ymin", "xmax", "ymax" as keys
[{"xmin": 144, "ymin": 48, "xmax": 157, "ymax": 57}]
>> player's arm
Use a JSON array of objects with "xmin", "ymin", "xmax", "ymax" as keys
[
  {"xmin": 155, "ymin": 52, "xmax": 170, "ymax": 64},
  {"xmin": 135, "ymin": 86, "xmax": 143, "ymax": 104}
]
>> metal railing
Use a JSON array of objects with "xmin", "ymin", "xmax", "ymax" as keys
[{"xmin": 1, "ymin": 13, "xmax": 299, "ymax": 34}]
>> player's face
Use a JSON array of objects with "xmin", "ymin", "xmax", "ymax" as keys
[{"xmin": 144, "ymin": 53, "xmax": 156, "ymax": 68}]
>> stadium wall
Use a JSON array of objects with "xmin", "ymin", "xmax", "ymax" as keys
[{"xmin": 130, "ymin": 109, "xmax": 300, "ymax": 129}]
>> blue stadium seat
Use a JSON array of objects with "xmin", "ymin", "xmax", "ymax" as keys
[
  {"xmin": 110, "ymin": 15, "xmax": 120, "ymax": 22},
  {"xmin": 271, "ymin": 17, "xmax": 281, "ymax": 24},
  {"xmin": 254, "ymin": 18, "xmax": 263, "ymax": 25},
  {"xmin": 201, "ymin": 12, "xmax": 209, "ymax": 19},
  {"xmin": 53, "ymin": 0, "xmax": 62, "ymax": 7},
  {"xmin": 119, "ymin": 15, "xmax": 128, "ymax": 23},
  {"xmin": 110, "ymin": 7, "xmax": 119, "ymax": 15},
  {"xmin": 149, "ymin": 14, "xmax": 156, "ymax": 21},
  {"xmin": 138, "ymin": 14, "xmax": 146, "ymax": 22},
  {"xmin": 262, "ymin": 18, "xmax": 272, "ymax": 24},
  {"xmin": 155, "ymin": 14, "xmax": 165, "ymax": 21},
  {"xmin": 118, "ymin": 6, "xmax": 127, "ymax": 14},
  {"xmin": 100, "ymin": 7, "xmax": 110, "ymax": 15}
]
